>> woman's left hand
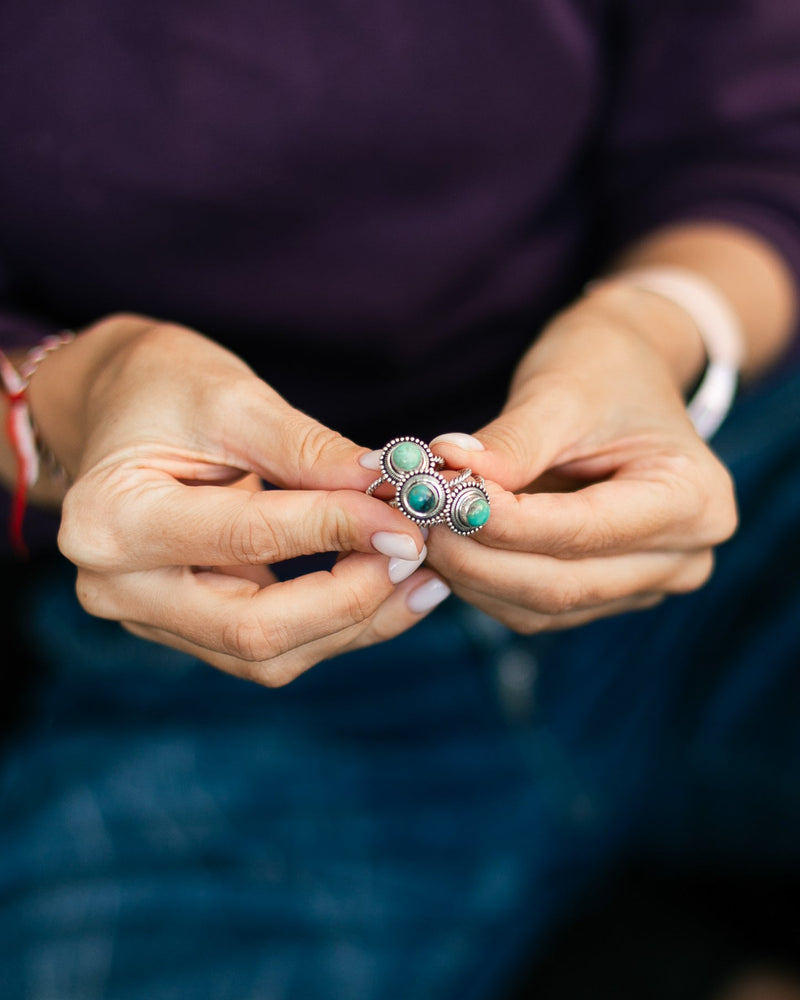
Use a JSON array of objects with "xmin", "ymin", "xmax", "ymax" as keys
[{"xmin": 425, "ymin": 289, "xmax": 739, "ymax": 633}]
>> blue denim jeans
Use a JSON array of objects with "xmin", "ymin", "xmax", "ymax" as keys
[{"xmin": 2, "ymin": 368, "xmax": 799, "ymax": 1000}]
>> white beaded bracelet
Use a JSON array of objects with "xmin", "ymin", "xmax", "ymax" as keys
[{"xmin": 607, "ymin": 267, "xmax": 745, "ymax": 440}]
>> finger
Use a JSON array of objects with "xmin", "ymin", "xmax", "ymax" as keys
[
  {"xmin": 122, "ymin": 617, "xmax": 352, "ymax": 687},
  {"xmin": 75, "ymin": 551, "xmax": 399, "ymax": 660},
  {"xmin": 447, "ymin": 584, "xmax": 665, "ymax": 635},
  {"xmin": 61, "ymin": 475, "xmax": 424, "ymax": 571},
  {"xmin": 469, "ymin": 464, "xmax": 737, "ymax": 557},
  {"xmin": 94, "ymin": 323, "xmax": 379, "ymax": 494},
  {"xmin": 426, "ymin": 531, "xmax": 715, "ymax": 613},
  {"xmin": 219, "ymin": 379, "xmax": 381, "ymax": 492},
  {"xmin": 346, "ymin": 569, "xmax": 451, "ymax": 648},
  {"xmin": 123, "ymin": 568, "xmax": 451, "ymax": 686},
  {"xmin": 431, "ymin": 377, "xmax": 588, "ymax": 491},
  {"xmin": 170, "ymin": 474, "xmax": 280, "ymax": 586}
]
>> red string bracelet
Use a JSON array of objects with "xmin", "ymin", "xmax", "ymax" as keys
[{"xmin": 0, "ymin": 332, "xmax": 75, "ymax": 556}]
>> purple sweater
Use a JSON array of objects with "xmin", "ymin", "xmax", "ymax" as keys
[{"xmin": 1, "ymin": 1, "xmax": 799, "ymax": 549}]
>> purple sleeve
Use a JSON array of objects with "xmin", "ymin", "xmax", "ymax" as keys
[
  {"xmin": 595, "ymin": 0, "xmax": 800, "ymax": 362},
  {"xmin": 0, "ymin": 310, "xmax": 62, "ymax": 353}
]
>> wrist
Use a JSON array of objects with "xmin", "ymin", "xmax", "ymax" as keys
[
  {"xmin": 26, "ymin": 313, "xmax": 156, "ymax": 478},
  {"xmin": 578, "ymin": 281, "xmax": 709, "ymax": 393},
  {"xmin": 507, "ymin": 293, "xmax": 698, "ymax": 420},
  {"xmin": 587, "ymin": 267, "xmax": 746, "ymax": 440}
]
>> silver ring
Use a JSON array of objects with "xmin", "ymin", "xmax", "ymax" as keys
[
  {"xmin": 446, "ymin": 476, "xmax": 491, "ymax": 535},
  {"xmin": 366, "ymin": 437, "xmax": 490, "ymax": 534},
  {"xmin": 393, "ymin": 469, "xmax": 451, "ymax": 526},
  {"xmin": 380, "ymin": 436, "xmax": 442, "ymax": 482},
  {"xmin": 365, "ymin": 436, "xmax": 444, "ymax": 497}
]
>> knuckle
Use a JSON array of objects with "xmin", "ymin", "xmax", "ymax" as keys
[
  {"xmin": 512, "ymin": 617, "xmax": 548, "ymax": 636},
  {"xmin": 562, "ymin": 495, "xmax": 612, "ymax": 556},
  {"xmin": 670, "ymin": 551, "xmax": 716, "ymax": 594},
  {"xmin": 361, "ymin": 616, "xmax": 395, "ymax": 645},
  {"xmin": 57, "ymin": 493, "xmax": 84, "ymax": 564},
  {"xmin": 537, "ymin": 573, "xmax": 584, "ymax": 616},
  {"xmin": 249, "ymin": 648, "xmax": 320, "ymax": 688},
  {"xmin": 342, "ymin": 579, "xmax": 380, "ymax": 627},
  {"xmin": 58, "ymin": 484, "xmax": 126, "ymax": 569},
  {"xmin": 220, "ymin": 614, "xmax": 285, "ymax": 662},
  {"xmin": 248, "ymin": 662, "xmax": 295, "ymax": 688},
  {"xmin": 359, "ymin": 600, "xmax": 410, "ymax": 645},
  {"xmin": 228, "ymin": 498, "xmax": 283, "ymax": 564},
  {"xmin": 74, "ymin": 570, "xmax": 117, "ymax": 619},
  {"xmin": 707, "ymin": 464, "xmax": 739, "ymax": 542},
  {"xmin": 684, "ymin": 454, "xmax": 739, "ymax": 544},
  {"xmin": 290, "ymin": 417, "xmax": 343, "ymax": 483},
  {"xmin": 497, "ymin": 606, "xmax": 549, "ymax": 635},
  {"xmin": 313, "ymin": 493, "xmax": 354, "ymax": 552}
]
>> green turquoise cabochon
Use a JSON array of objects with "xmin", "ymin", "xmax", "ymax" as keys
[{"xmin": 390, "ymin": 441, "xmax": 423, "ymax": 472}]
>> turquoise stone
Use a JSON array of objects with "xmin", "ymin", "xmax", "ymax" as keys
[
  {"xmin": 464, "ymin": 496, "xmax": 490, "ymax": 527},
  {"xmin": 391, "ymin": 441, "xmax": 423, "ymax": 472},
  {"xmin": 406, "ymin": 482, "xmax": 438, "ymax": 514}
]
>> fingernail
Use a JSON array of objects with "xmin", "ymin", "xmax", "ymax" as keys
[
  {"xmin": 388, "ymin": 545, "xmax": 427, "ymax": 584},
  {"xmin": 430, "ymin": 432, "xmax": 485, "ymax": 451},
  {"xmin": 372, "ymin": 531, "xmax": 420, "ymax": 561},
  {"xmin": 407, "ymin": 577, "xmax": 451, "ymax": 614},
  {"xmin": 359, "ymin": 449, "xmax": 383, "ymax": 470},
  {"xmin": 419, "ymin": 526, "xmax": 430, "ymax": 541}
]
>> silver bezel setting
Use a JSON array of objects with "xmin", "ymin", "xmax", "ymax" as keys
[
  {"xmin": 366, "ymin": 436, "xmax": 491, "ymax": 535},
  {"xmin": 446, "ymin": 478, "xmax": 491, "ymax": 536},
  {"xmin": 380, "ymin": 436, "xmax": 441, "ymax": 483},
  {"xmin": 395, "ymin": 470, "xmax": 451, "ymax": 526}
]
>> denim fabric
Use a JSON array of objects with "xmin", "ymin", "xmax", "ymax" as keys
[{"xmin": 1, "ymin": 369, "xmax": 799, "ymax": 1000}]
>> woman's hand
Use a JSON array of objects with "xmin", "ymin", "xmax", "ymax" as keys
[
  {"xmin": 425, "ymin": 286, "xmax": 739, "ymax": 633},
  {"xmin": 28, "ymin": 314, "xmax": 447, "ymax": 685}
]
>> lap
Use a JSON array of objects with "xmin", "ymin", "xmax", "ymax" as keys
[{"xmin": 0, "ymin": 573, "xmax": 618, "ymax": 1000}]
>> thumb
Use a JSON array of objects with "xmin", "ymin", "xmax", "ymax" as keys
[
  {"xmin": 431, "ymin": 391, "xmax": 586, "ymax": 493},
  {"xmin": 233, "ymin": 382, "xmax": 375, "ymax": 492}
]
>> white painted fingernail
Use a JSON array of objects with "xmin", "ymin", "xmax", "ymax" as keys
[
  {"xmin": 419, "ymin": 526, "xmax": 430, "ymax": 541},
  {"xmin": 407, "ymin": 577, "xmax": 451, "ymax": 614},
  {"xmin": 430, "ymin": 432, "xmax": 485, "ymax": 451},
  {"xmin": 372, "ymin": 531, "xmax": 420, "ymax": 561},
  {"xmin": 388, "ymin": 545, "xmax": 427, "ymax": 584},
  {"xmin": 359, "ymin": 449, "xmax": 383, "ymax": 470}
]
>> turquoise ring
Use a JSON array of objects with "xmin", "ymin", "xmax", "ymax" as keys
[
  {"xmin": 366, "ymin": 437, "xmax": 490, "ymax": 534},
  {"xmin": 379, "ymin": 436, "xmax": 442, "ymax": 484},
  {"xmin": 394, "ymin": 469, "xmax": 451, "ymax": 526},
  {"xmin": 446, "ymin": 477, "xmax": 491, "ymax": 536}
]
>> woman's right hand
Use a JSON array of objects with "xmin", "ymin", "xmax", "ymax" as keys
[{"xmin": 26, "ymin": 314, "xmax": 448, "ymax": 685}]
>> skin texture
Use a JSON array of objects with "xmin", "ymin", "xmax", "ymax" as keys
[
  {"xmin": 425, "ymin": 222, "xmax": 798, "ymax": 633},
  {"xmin": 17, "ymin": 316, "xmax": 439, "ymax": 686},
  {"xmin": 1, "ymin": 221, "xmax": 797, "ymax": 681},
  {"xmin": 426, "ymin": 311, "xmax": 738, "ymax": 632}
]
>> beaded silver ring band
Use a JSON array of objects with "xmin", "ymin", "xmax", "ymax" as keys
[{"xmin": 366, "ymin": 436, "xmax": 490, "ymax": 535}]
